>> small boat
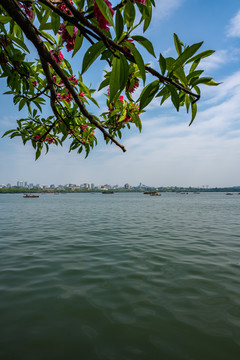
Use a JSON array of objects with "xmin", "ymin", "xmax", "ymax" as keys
[
  {"xmin": 226, "ymin": 193, "xmax": 233, "ymax": 195},
  {"xmin": 102, "ymin": 191, "xmax": 114, "ymax": 194},
  {"xmin": 23, "ymin": 194, "xmax": 39, "ymax": 198},
  {"xmin": 144, "ymin": 191, "xmax": 158, "ymax": 195}
]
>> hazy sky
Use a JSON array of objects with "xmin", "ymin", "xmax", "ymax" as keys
[{"xmin": 1, "ymin": 0, "xmax": 240, "ymax": 187}]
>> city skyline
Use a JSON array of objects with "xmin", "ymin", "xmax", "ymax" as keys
[{"xmin": 1, "ymin": 180, "xmax": 239, "ymax": 191}]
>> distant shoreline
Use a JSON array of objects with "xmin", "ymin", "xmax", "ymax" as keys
[{"xmin": 1, "ymin": 188, "xmax": 240, "ymax": 194}]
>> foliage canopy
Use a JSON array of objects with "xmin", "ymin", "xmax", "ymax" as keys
[{"xmin": 0, "ymin": 0, "xmax": 219, "ymax": 158}]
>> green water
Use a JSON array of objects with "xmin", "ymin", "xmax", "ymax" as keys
[{"xmin": 0, "ymin": 192, "xmax": 240, "ymax": 359}]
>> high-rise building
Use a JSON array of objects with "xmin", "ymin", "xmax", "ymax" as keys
[{"xmin": 17, "ymin": 180, "xmax": 24, "ymax": 188}]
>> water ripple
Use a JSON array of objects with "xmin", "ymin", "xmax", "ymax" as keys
[{"xmin": 0, "ymin": 193, "xmax": 240, "ymax": 359}]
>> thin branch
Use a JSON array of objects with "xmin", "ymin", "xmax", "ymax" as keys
[{"xmin": 20, "ymin": 86, "xmax": 49, "ymax": 101}]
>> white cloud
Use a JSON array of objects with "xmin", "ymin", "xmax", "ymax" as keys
[
  {"xmin": 153, "ymin": 0, "xmax": 185, "ymax": 20},
  {"xmin": 227, "ymin": 9, "xmax": 240, "ymax": 37},
  {"xmin": 200, "ymin": 49, "xmax": 240, "ymax": 71},
  {"xmin": 96, "ymin": 69, "xmax": 240, "ymax": 187},
  {"xmin": 202, "ymin": 70, "xmax": 240, "ymax": 104}
]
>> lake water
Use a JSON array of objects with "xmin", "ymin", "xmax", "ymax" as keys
[{"xmin": 0, "ymin": 192, "xmax": 240, "ymax": 359}]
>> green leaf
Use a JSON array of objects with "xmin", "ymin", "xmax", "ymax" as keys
[
  {"xmin": 165, "ymin": 57, "xmax": 175, "ymax": 72},
  {"xmin": 189, "ymin": 59, "xmax": 200, "ymax": 73},
  {"xmin": 131, "ymin": 112, "xmax": 142, "ymax": 132},
  {"xmin": 98, "ymin": 77, "xmax": 109, "ymax": 91},
  {"xmin": 115, "ymin": 10, "xmax": 124, "ymax": 40},
  {"xmin": 39, "ymin": 22, "xmax": 52, "ymax": 31},
  {"xmin": 173, "ymin": 33, "xmax": 182, "ymax": 56},
  {"xmin": 19, "ymin": 99, "xmax": 26, "ymax": 111},
  {"xmin": 118, "ymin": 108, "xmax": 127, "ymax": 122},
  {"xmin": 2, "ymin": 129, "xmax": 15, "ymax": 138},
  {"xmin": 66, "ymin": 25, "xmax": 74, "ymax": 37},
  {"xmin": 203, "ymin": 79, "xmax": 221, "ymax": 86},
  {"xmin": 124, "ymin": 1, "xmax": 136, "ymax": 30},
  {"xmin": 143, "ymin": 3, "xmax": 152, "ymax": 32},
  {"xmin": 159, "ymin": 54, "xmax": 166, "ymax": 75},
  {"xmin": 109, "ymin": 57, "xmax": 121, "ymax": 102},
  {"xmin": 131, "ymin": 35, "xmax": 156, "ymax": 57},
  {"xmin": 40, "ymin": 31, "xmax": 56, "ymax": 44},
  {"xmin": 76, "ymin": 0, "xmax": 85, "ymax": 11},
  {"xmin": 119, "ymin": 54, "xmax": 129, "ymax": 92},
  {"xmin": 174, "ymin": 66, "xmax": 187, "ymax": 87},
  {"xmin": 0, "ymin": 15, "xmax": 11, "ymax": 24},
  {"xmin": 189, "ymin": 101, "xmax": 197, "ymax": 126},
  {"xmin": 193, "ymin": 85, "xmax": 200, "ymax": 96},
  {"xmin": 81, "ymin": 41, "xmax": 105, "ymax": 74},
  {"xmin": 185, "ymin": 95, "xmax": 190, "ymax": 113},
  {"xmin": 88, "ymin": 96, "xmax": 99, "ymax": 108},
  {"xmin": 51, "ymin": 11, "xmax": 60, "ymax": 35},
  {"xmin": 186, "ymin": 50, "xmax": 215, "ymax": 64},
  {"xmin": 139, "ymin": 80, "xmax": 159, "ymax": 110},
  {"xmin": 9, "ymin": 36, "xmax": 29, "ymax": 53},
  {"xmin": 190, "ymin": 76, "xmax": 213, "ymax": 87},
  {"xmin": 167, "ymin": 84, "xmax": 180, "ymax": 111},
  {"xmin": 35, "ymin": 143, "xmax": 42, "ymax": 160},
  {"xmin": 160, "ymin": 91, "xmax": 171, "ymax": 105},
  {"xmin": 95, "ymin": 0, "xmax": 114, "ymax": 28},
  {"xmin": 187, "ymin": 70, "xmax": 204, "ymax": 82},
  {"xmin": 72, "ymin": 30, "xmax": 83, "ymax": 57},
  {"xmin": 124, "ymin": 41, "xmax": 146, "ymax": 84},
  {"xmin": 170, "ymin": 42, "xmax": 203, "ymax": 72}
]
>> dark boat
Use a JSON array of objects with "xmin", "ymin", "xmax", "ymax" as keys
[
  {"xmin": 102, "ymin": 191, "xmax": 114, "ymax": 194},
  {"xmin": 144, "ymin": 191, "xmax": 158, "ymax": 195},
  {"xmin": 23, "ymin": 194, "xmax": 39, "ymax": 198}
]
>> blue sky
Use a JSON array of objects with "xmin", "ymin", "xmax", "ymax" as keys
[{"xmin": 1, "ymin": 0, "xmax": 240, "ymax": 187}]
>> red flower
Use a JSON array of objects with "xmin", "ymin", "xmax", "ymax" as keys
[
  {"xmin": 58, "ymin": 23, "xmax": 77, "ymax": 52},
  {"xmin": 34, "ymin": 135, "xmax": 42, "ymax": 142},
  {"xmin": 32, "ymin": 80, "xmax": 38, "ymax": 87},
  {"xmin": 17, "ymin": 1, "xmax": 34, "ymax": 19},
  {"xmin": 119, "ymin": 95, "xmax": 124, "ymax": 104},
  {"xmin": 94, "ymin": 0, "xmax": 114, "ymax": 31},
  {"xmin": 57, "ymin": 0, "xmax": 73, "ymax": 15},
  {"xmin": 44, "ymin": 137, "xmax": 55, "ymax": 144},
  {"xmin": 58, "ymin": 91, "xmax": 73, "ymax": 103},
  {"xmin": 68, "ymin": 75, "xmax": 78, "ymax": 85},
  {"xmin": 50, "ymin": 50, "xmax": 64, "ymax": 64},
  {"xmin": 126, "ymin": 77, "xmax": 139, "ymax": 94},
  {"xmin": 80, "ymin": 124, "xmax": 88, "ymax": 132}
]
